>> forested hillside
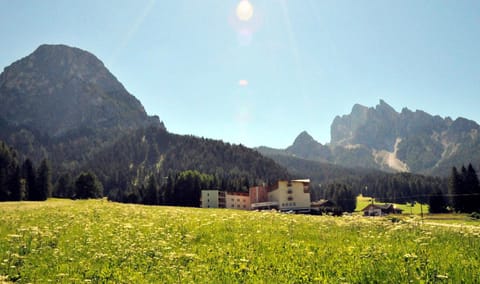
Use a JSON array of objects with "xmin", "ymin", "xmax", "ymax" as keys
[{"xmin": 82, "ymin": 126, "xmax": 290, "ymax": 203}]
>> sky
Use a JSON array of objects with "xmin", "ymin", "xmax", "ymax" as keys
[{"xmin": 0, "ymin": 1, "xmax": 479, "ymax": 148}]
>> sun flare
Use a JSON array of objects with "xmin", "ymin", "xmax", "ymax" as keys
[{"xmin": 236, "ymin": 0, "xmax": 253, "ymax": 21}]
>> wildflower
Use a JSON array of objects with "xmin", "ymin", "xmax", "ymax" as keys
[{"xmin": 403, "ymin": 253, "xmax": 417, "ymax": 260}]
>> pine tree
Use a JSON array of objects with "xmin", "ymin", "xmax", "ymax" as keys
[
  {"xmin": 428, "ymin": 188, "xmax": 448, "ymax": 213},
  {"xmin": 144, "ymin": 175, "xmax": 158, "ymax": 205},
  {"xmin": 9, "ymin": 165, "xmax": 22, "ymax": 201},
  {"xmin": 448, "ymin": 166, "xmax": 464, "ymax": 212},
  {"xmin": 465, "ymin": 164, "xmax": 480, "ymax": 213},
  {"xmin": 0, "ymin": 141, "xmax": 22, "ymax": 201},
  {"xmin": 22, "ymin": 159, "xmax": 36, "ymax": 200},
  {"xmin": 54, "ymin": 173, "xmax": 74, "ymax": 198},
  {"xmin": 75, "ymin": 172, "xmax": 103, "ymax": 199},
  {"xmin": 0, "ymin": 142, "xmax": 12, "ymax": 201},
  {"xmin": 36, "ymin": 159, "xmax": 52, "ymax": 201}
]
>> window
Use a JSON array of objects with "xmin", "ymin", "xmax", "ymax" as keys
[{"xmin": 288, "ymin": 197, "xmax": 293, "ymax": 201}]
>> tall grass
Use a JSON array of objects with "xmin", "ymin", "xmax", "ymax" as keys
[{"xmin": 0, "ymin": 199, "xmax": 479, "ymax": 283}]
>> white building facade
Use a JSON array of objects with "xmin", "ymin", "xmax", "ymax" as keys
[{"xmin": 268, "ymin": 179, "xmax": 311, "ymax": 212}]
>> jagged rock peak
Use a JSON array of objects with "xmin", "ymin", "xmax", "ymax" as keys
[
  {"xmin": 375, "ymin": 99, "xmax": 398, "ymax": 115},
  {"xmin": 293, "ymin": 131, "xmax": 318, "ymax": 145}
]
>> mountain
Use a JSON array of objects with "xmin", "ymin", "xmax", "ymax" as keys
[
  {"xmin": 0, "ymin": 44, "xmax": 163, "ymax": 136},
  {"xmin": 0, "ymin": 44, "xmax": 289, "ymax": 199},
  {"xmin": 258, "ymin": 100, "xmax": 480, "ymax": 176},
  {"xmin": 258, "ymin": 131, "xmax": 331, "ymax": 162},
  {"xmin": 0, "ymin": 44, "xmax": 164, "ymax": 167}
]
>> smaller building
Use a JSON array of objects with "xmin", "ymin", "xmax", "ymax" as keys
[
  {"xmin": 225, "ymin": 192, "xmax": 251, "ymax": 210},
  {"xmin": 249, "ymin": 185, "xmax": 268, "ymax": 204},
  {"xmin": 200, "ymin": 190, "xmax": 225, "ymax": 208},
  {"xmin": 362, "ymin": 203, "xmax": 403, "ymax": 216},
  {"xmin": 311, "ymin": 199, "xmax": 339, "ymax": 215}
]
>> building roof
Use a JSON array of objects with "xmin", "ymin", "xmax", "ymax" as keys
[
  {"xmin": 361, "ymin": 203, "xmax": 403, "ymax": 212},
  {"xmin": 311, "ymin": 199, "xmax": 335, "ymax": 207},
  {"xmin": 292, "ymin": 179, "xmax": 311, "ymax": 183}
]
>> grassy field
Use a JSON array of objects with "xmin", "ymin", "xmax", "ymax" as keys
[{"xmin": 1, "ymin": 199, "xmax": 480, "ymax": 283}]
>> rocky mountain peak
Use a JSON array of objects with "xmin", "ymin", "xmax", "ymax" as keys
[
  {"xmin": 285, "ymin": 131, "xmax": 331, "ymax": 162},
  {"xmin": 0, "ymin": 44, "xmax": 163, "ymax": 136},
  {"xmin": 376, "ymin": 99, "xmax": 396, "ymax": 113},
  {"xmin": 292, "ymin": 131, "xmax": 316, "ymax": 146}
]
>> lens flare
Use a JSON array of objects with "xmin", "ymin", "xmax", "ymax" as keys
[{"xmin": 236, "ymin": 0, "xmax": 253, "ymax": 21}]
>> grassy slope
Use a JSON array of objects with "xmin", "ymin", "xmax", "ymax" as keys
[{"xmin": 1, "ymin": 199, "xmax": 479, "ymax": 283}]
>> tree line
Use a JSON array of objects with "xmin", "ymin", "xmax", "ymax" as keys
[
  {"xmin": 447, "ymin": 164, "xmax": 480, "ymax": 213},
  {"xmin": 0, "ymin": 141, "xmax": 50, "ymax": 201},
  {"xmin": 0, "ymin": 141, "xmax": 102, "ymax": 201}
]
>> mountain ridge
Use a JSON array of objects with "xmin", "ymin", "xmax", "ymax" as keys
[{"xmin": 258, "ymin": 100, "xmax": 480, "ymax": 176}]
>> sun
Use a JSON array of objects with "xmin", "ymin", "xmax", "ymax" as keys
[{"xmin": 236, "ymin": 0, "xmax": 253, "ymax": 22}]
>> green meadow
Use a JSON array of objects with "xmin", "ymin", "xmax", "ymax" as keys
[{"xmin": 1, "ymin": 199, "xmax": 479, "ymax": 283}]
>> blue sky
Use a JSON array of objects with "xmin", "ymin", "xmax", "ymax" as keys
[{"xmin": 1, "ymin": 1, "xmax": 479, "ymax": 148}]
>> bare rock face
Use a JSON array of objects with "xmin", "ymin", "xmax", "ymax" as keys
[
  {"xmin": 0, "ymin": 44, "xmax": 163, "ymax": 136},
  {"xmin": 260, "ymin": 100, "xmax": 480, "ymax": 176},
  {"xmin": 286, "ymin": 131, "xmax": 331, "ymax": 162}
]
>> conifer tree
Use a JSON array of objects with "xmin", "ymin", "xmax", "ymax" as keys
[
  {"xmin": 54, "ymin": 173, "xmax": 74, "ymax": 198},
  {"xmin": 0, "ymin": 141, "xmax": 22, "ymax": 201},
  {"xmin": 448, "ymin": 166, "xmax": 464, "ymax": 212},
  {"xmin": 144, "ymin": 175, "xmax": 158, "ymax": 205},
  {"xmin": 428, "ymin": 188, "xmax": 448, "ymax": 213},
  {"xmin": 465, "ymin": 164, "xmax": 480, "ymax": 212},
  {"xmin": 9, "ymin": 165, "xmax": 22, "ymax": 201},
  {"xmin": 36, "ymin": 159, "xmax": 52, "ymax": 201},
  {"xmin": 75, "ymin": 172, "xmax": 103, "ymax": 199},
  {"xmin": 22, "ymin": 159, "xmax": 36, "ymax": 200}
]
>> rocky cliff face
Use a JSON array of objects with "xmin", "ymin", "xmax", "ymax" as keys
[
  {"xmin": 286, "ymin": 131, "xmax": 331, "ymax": 161},
  {"xmin": 329, "ymin": 100, "xmax": 480, "ymax": 174},
  {"xmin": 259, "ymin": 100, "xmax": 480, "ymax": 176},
  {"xmin": 0, "ymin": 44, "xmax": 163, "ymax": 136}
]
